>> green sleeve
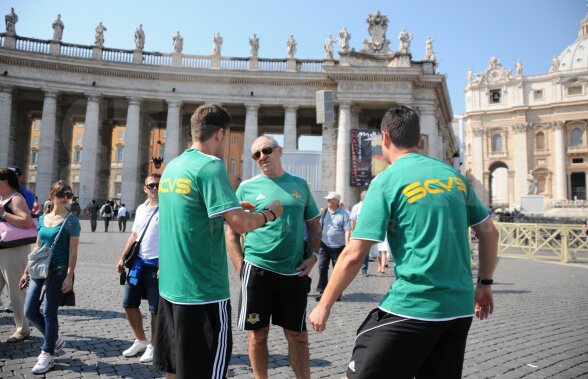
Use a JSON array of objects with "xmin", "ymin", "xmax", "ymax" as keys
[{"xmin": 197, "ymin": 160, "xmax": 241, "ymax": 217}]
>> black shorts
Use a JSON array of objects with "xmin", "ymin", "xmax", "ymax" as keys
[
  {"xmin": 347, "ymin": 308, "xmax": 473, "ymax": 379},
  {"xmin": 153, "ymin": 297, "xmax": 232, "ymax": 379},
  {"xmin": 238, "ymin": 261, "xmax": 311, "ymax": 331}
]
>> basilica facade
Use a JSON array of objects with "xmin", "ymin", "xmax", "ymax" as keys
[
  {"xmin": 464, "ymin": 12, "xmax": 588, "ymax": 210},
  {"xmin": 0, "ymin": 9, "xmax": 455, "ymax": 211}
]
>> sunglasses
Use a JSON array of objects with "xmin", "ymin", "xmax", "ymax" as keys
[
  {"xmin": 252, "ymin": 146, "xmax": 275, "ymax": 161},
  {"xmin": 56, "ymin": 191, "xmax": 74, "ymax": 199},
  {"xmin": 145, "ymin": 182, "xmax": 159, "ymax": 189}
]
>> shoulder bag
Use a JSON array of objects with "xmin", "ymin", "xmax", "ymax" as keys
[
  {"xmin": 27, "ymin": 213, "xmax": 71, "ymax": 280},
  {"xmin": 123, "ymin": 206, "xmax": 158, "ymax": 269},
  {"xmin": 0, "ymin": 194, "xmax": 38, "ymax": 249}
]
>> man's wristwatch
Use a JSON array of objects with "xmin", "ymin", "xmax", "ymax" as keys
[{"xmin": 477, "ymin": 278, "xmax": 493, "ymax": 285}]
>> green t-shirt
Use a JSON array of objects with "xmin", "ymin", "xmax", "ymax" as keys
[
  {"xmin": 236, "ymin": 172, "xmax": 319, "ymax": 275},
  {"xmin": 352, "ymin": 153, "xmax": 488, "ymax": 320},
  {"xmin": 158, "ymin": 148, "xmax": 241, "ymax": 304},
  {"xmin": 38, "ymin": 214, "xmax": 80, "ymax": 268}
]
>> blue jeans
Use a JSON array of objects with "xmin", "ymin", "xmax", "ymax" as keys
[
  {"xmin": 122, "ymin": 264, "xmax": 160, "ymax": 314},
  {"xmin": 24, "ymin": 268, "xmax": 67, "ymax": 355},
  {"xmin": 361, "ymin": 254, "xmax": 369, "ymax": 273}
]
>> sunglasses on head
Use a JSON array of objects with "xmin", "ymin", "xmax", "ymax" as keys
[
  {"xmin": 145, "ymin": 182, "xmax": 159, "ymax": 189},
  {"xmin": 56, "ymin": 191, "xmax": 74, "ymax": 199},
  {"xmin": 252, "ymin": 146, "xmax": 275, "ymax": 161}
]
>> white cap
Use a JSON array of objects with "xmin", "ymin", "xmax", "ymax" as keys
[{"xmin": 324, "ymin": 192, "xmax": 341, "ymax": 200}]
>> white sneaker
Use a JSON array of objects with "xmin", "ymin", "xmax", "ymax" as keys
[
  {"xmin": 32, "ymin": 351, "xmax": 55, "ymax": 374},
  {"xmin": 122, "ymin": 339, "xmax": 148, "ymax": 357},
  {"xmin": 139, "ymin": 344, "xmax": 154, "ymax": 363}
]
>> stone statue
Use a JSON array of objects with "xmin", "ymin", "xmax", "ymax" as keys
[
  {"xmin": 212, "ymin": 32, "xmax": 223, "ymax": 56},
  {"xmin": 134, "ymin": 24, "xmax": 145, "ymax": 50},
  {"xmin": 515, "ymin": 60, "xmax": 523, "ymax": 76},
  {"xmin": 489, "ymin": 56, "xmax": 499, "ymax": 68},
  {"xmin": 5, "ymin": 7, "xmax": 17, "ymax": 35},
  {"xmin": 324, "ymin": 34, "xmax": 335, "ymax": 60},
  {"xmin": 551, "ymin": 56, "xmax": 560, "ymax": 72},
  {"xmin": 467, "ymin": 69, "xmax": 474, "ymax": 83},
  {"xmin": 95, "ymin": 22, "xmax": 106, "ymax": 47},
  {"xmin": 398, "ymin": 27, "xmax": 413, "ymax": 53},
  {"xmin": 249, "ymin": 33, "xmax": 259, "ymax": 57},
  {"xmin": 424, "ymin": 36, "xmax": 436, "ymax": 61},
  {"xmin": 52, "ymin": 14, "xmax": 64, "ymax": 41},
  {"xmin": 527, "ymin": 170, "xmax": 537, "ymax": 195},
  {"xmin": 339, "ymin": 27, "xmax": 351, "ymax": 53},
  {"xmin": 173, "ymin": 31, "xmax": 183, "ymax": 53},
  {"xmin": 287, "ymin": 35, "xmax": 297, "ymax": 58}
]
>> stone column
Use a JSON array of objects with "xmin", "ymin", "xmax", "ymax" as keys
[
  {"xmin": 471, "ymin": 127, "xmax": 486, "ymax": 206},
  {"xmin": 164, "ymin": 100, "xmax": 182, "ymax": 165},
  {"xmin": 513, "ymin": 123, "xmax": 529, "ymax": 202},
  {"xmin": 78, "ymin": 95, "xmax": 101, "ymax": 208},
  {"xmin": 283, "ymin": 105, "xmax": 298, "ymax": 151},
  {"xmin": 552, "ymin": 121, "xmax": 567, "ymax": 200},
  {"xmin": 419, "ymin": 106, "xmax": 439, "ymax": 159},
  {"xmin": 36, "ymin": 90, "xmax": 59, "ymax": 201},
  {"xmin": 120, "ymin": 98, "xmax": 142, "ymax": 210},
  {"xmin": 0, "ymin": 86, "xmax": 13, "ymax": 167},
  {"xmin": 242, "ymin": 104, "xmax": 259, "ymax": 180},
  {"xmin": 336, "ymin": 102, "xmax": 352, "ymax": 204},
  {"xmin": 321, "ymin": 121, "xmax": 337, "ymax": 193}
]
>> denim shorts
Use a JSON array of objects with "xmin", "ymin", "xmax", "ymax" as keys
[{"xmin": 122, "ymin": 265, "xmax": 159, "ymax": 314}]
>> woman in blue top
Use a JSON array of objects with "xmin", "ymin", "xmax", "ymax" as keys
[{"xmin": 19, "ymin": 180, "xmax": 80, "ymax": 375}]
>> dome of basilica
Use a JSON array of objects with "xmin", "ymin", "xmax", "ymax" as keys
[{"xmin": 556, "ymin": 12, "xmax": 588, "ymax": 72}]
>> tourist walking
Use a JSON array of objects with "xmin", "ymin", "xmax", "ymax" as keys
[
  {"xmin": 99, "ymin": 201, "xmax": 112, "ymax": 232},
  {"xmin": 20, "ymin": 180, "xmax": 80, "ymax": 375},
  {"xmin": 116, "ymin": 175, "xmax": 160, "ymax": 363},
  {"xmin": 0, "ymin": 168, "xmax": 32, "ymax": 343},
  {"xmin": 349, "ymin": 191, "xmax": 368, "ymax": 276},
  {"xmin": 117, "ymin": 203, "xmax": 129, "ymax": 232},
  {"xmin": 85, "ymin": 200, "xmax": 99, "ymax": 232}
]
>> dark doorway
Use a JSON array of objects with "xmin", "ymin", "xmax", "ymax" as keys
[{"xmin": 571, "ymin": 172, "xmax": 586, "ymax": 200}]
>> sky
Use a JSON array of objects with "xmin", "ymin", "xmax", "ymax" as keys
[{"xmin": 1, "ymin": 0, "xmax": 584, "ymax": 117}]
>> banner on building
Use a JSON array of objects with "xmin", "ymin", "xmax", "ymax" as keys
[{"xmin": 350, "ymin": 129, "xmax": 389, "ymax": 187}]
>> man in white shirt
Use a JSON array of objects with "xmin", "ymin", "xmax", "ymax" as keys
[
  {"xmin": 117, "ymin": 204, "xmax": 129, "ymax": 232},
  {"xmin": 115, "ymin": 174, "xmax": 160, "ymax": 363}
]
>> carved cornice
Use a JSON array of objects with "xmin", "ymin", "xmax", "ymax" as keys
[
  {"xmin": 549, "ymin": 121, "xmax": 566, "ymax": 131},
  {"xmin": 472, "ymin": 127, "xmax": 485, "ymax": 137},
  {"xmin": 0, "ymin": 54, "xmax": 338, "ymax": 88}
]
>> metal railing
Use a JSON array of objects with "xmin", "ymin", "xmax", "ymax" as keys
[{"xmin": 472, "ymin": 222, "xmax": 588, "ymax": 263}]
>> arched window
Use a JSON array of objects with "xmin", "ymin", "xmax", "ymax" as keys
[
  {"xmin": 492, "ymin": 134, "xmax": 502, "ymax": 152},
  {"xmin": 535, "ymin": 132, "xmax": 545, "ymax": 150},
  {"xmin": 571, "ymin": 128, "xmax": 583, "ymax": 146}
]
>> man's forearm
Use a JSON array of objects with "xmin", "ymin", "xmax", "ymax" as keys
[{"xmin": 225, "ymin": 226, "xmax": 244, "ymax": 273}]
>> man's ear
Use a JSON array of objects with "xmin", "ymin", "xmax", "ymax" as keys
[{"xmin": 382, "ymin": 130, "xmax": 391, "ymax": 148}]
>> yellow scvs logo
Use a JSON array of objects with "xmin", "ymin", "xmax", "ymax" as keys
[
  {"xmin": 402, "ymin": 177, "xmax": 466, "ymax": 204},
  {"xmin": 159, "ymin": 178, "xmax": 192, "ymax": 194}
]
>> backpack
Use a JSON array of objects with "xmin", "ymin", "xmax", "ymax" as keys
[{"xmin": 102, "ymin": 204, "xmax": 112, "ymax": 216}]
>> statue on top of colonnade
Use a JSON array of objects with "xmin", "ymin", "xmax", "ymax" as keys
[
  {"xmin": 339, "ymin": 27, "xmax": 351, "ymax": 53},
  {"xmin": 249, "ymin": 33, "xmax": 259, "ymax": 57},
  {"xmin": 212, "ymin": 32, "xmax": 222, "ymax": 56},
  {"xmin": 398, "ymin": 27, "xmax": 413, "ymax": 54},
  {"xmin": 287, "ymin": 35, "xmax": 297, "ymax": 58},
  {"xmin": 324, "ymin": 34, "xmax": 335, "ymax": 60},
  {"xmin": 52, "ymin": 14, "xmax": 64, "ymax": 41},
  {"xmin": 95, "ymin": 22, "xmax": 106, "ymax": 47},
  {"xmin": 134, "ymin": 24, "xmax": 145, "ymax": 50},
  {"xmin": 5, "ymin": 7, "xmax": 17, "ymax": 35},
  {"xmin": 173, "ymin": 31, "xmax": 183, "ymax": 53},
  {"xmin": 361, "ymin": 9, "xmax": 392, "ymax": 55}
]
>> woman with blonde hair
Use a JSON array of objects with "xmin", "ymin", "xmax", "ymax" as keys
[
  {"xmin": 0, "ymin": 168, "xmax": 32, "ymax": 343},
  {"xmin": 19, "ymin": 180, "xmax": 80, "ymax": 374}
]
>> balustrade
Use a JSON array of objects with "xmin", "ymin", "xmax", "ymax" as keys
[
  {"xmin": 102, "ymin": 48, "xmax": 134, "ymax": 63},
  {"xmin": 15, "ymin": 36, "xmax": 50, "ymax": 54},
  {"xmin": 60, "ymin": 43, "xmax": 92, "ymax": 59},
  {"xmin": 143, "ymin": 52, "xmax": 172, "ymax": 66},
  {"xmin": 220, "ymin": 57, "xmax": 249, "ymax": 70}
]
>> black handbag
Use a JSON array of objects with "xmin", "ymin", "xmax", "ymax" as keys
[{"xmin": 122, "ymin": 206, "xmax": 158, "ymax": 269}]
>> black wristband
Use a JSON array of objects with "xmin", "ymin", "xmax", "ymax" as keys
[
  {"xmin": 259, "ymin": 211, "xmax": 267, "ymax": 226},
  {"xmin": 477, "ymin": 278, "xmax": 493, "ymax": 285},
  {"xmin": 265, "ymin": 208, "xmax": 277, "ymax": 221}
]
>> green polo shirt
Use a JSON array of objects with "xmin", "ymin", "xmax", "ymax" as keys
[
  {"xmin": 158, "ymin": 148, "xmax": 241, "ymax": 304},
  {"xmin": 353, "ymin": 153, "xmax": 488, "ymax": 320},
  {"xmin": 236, "ymin": 172, "xmax": 319, "ymax": 275}
]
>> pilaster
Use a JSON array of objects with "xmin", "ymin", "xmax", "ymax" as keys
[
  {"xmin": 163, "ymin": 100, "xmax": 183, "ymax": 165},
  {"xmin": 321, "ymin": 121, "xmax": 337, "ymax": 194},
  {"xmin": 120, "ymin": 98, "xmax": 143, "ymax": 209},
  {"xmin": 471, "ymin": 127, "xmax": 486, "ymax": 206},
  {"xmin": 336, "ymin": 102, "xmax": 352, "ymax": 204},
  {"xmin": 512, "ymin": 123, "xmax": 529, "ymax": 202},
  {"xmin": 551, "ymin": 121, "xmax": 567, "ymax": 200}
]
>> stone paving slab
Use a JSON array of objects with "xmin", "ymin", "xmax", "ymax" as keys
[{"xmin": 1, "ymin": 220, "xmax": 587, "ymax": 378}]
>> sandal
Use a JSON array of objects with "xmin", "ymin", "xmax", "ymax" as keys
[{"xmin": 7, "ymin": 331, "xmax": 30, "ymax": 342}]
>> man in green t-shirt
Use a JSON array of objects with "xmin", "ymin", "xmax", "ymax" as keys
[
  {"xmin": 309, "ymin": 105, "xmax": 498, "ymax": 378},
  {"xmin": 153, "ymin": 105, "xmax": 283, "ymax": 379},
  {"xmin": 226, "ymin": 135, "xmax": 321, "ymax": 379}
]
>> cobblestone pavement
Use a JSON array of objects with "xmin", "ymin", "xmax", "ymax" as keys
[{"xmin": 1, "ymin": 220, "xmax": 587, "ymax": 378}]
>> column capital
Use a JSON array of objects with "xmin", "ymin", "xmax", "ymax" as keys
[
  {"xmin": 549, "ymin": 121, "xmax": 566, "ymax": 131},
  {"xmin": 42, "ymin": 89, "xmax": 59, "ymax": 98},
  {"xmin": 338, "ymin": 101, "xmax": 352, "ymax": 109},
  {"xmin": 283, "ymin": 104, "xmax": 299, "ymax": 111},
  {"xmin": 127, "ymin": 97, "xmax": 142, "ymax": 106},
  {"xmin": 166, "ymin": 99, "xmax": 183, "ymax": 107},
  {"xmin": 350, "ymin": 105, "xmax": 361, "ymax": 115},
  {"xmin": 244, "ymin": 103, "xmax": 260, "ymax": 112},
  {"xmin": 0, "ymin": 84, "xmax": 14, "ymax": 94},
  {"xmin": 511, "ymin": 123, "xmax": 529, "ymax": 134},
  {"xmin": 85, "ymin": 93, "xmax": 102, "ymax": 103},
  {"xmin": 472, "ymin": 127, "xmax": 485, "ymax": 137}
]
